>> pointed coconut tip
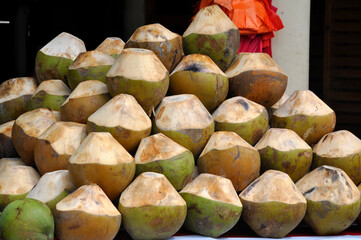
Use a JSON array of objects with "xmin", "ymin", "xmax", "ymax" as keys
[
  {"xmin": 96, "ymin": 37, "xmax": 125, "ymax": 56},
  {"xmin": 33, "ymin": 79, "xmax": 71, "ymax": 96},
  {"xmin": 128, "ymin": 23, "xmax": 179, "ymax": 42},
  {"xmin": 0, "ymin": 77, "xmax": 37, "ymax": 104},
  {"xmin": 0, "ymin": 120, "xmax": 15, "ymax": 137},
  {"xmin": 0, "ymin": 165, "xmax": 40, "ymax": 195},
  {"xmin": 69, "ymin": 50, "xmax": 115, "ymax": 70}
]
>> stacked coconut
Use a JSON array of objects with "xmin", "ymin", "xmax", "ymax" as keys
[{"xmin": 1, "ymin": 4, "xmax": 361, "ymax": 240}]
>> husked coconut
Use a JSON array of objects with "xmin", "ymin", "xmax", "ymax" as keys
[
  {"xmin": 296, "ymin": 165, "xmax": 361, "ymax": 235},
  {"xmin": 180, "ymin": 173, "xmax": 242, "ymax": 237},
  {"xmin": 119, "ymin": 172, "xmax": 187, "ymax": 240},
  {"xmin": 55, "ymin": 184, "xmax": 121, "ymax": 240},
  {"xmin": 183, "ymin": 5, "xmax": 240, "ymax": 71},
  {"xmin": 96, "ymin": 37, "xmax": 125, "ymax": 58},
  {"xmin": 0, "ymin": 157, "xmax": 25, "ymax": 172},
  {"xmin": 240, "ymin": 170, "xmax": 307, "ymax": 238},
  {"xmin": 0, "ymin": 77, "xmax": 37, "ymax": 124},
  {"xmin": 0, "ymin": 121, "xmax": 17, "ymax": 158}
]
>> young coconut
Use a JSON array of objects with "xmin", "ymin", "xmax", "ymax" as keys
[
  {"xmin": 60, "ymin": 80, "xmax": 111, "ymax": 123},
  {"xmin": 169, "ymin": 54, "xmax": 228, "ymax": 112},
  {"xmin": 106, "ymin": 48, "xmax": 169, "ymax": 115},
  {"xmin": 96, "ymin": 37, "xmax": 125, "ymax": 58},
  {"xmin": 34, "ymin": 121, "xmax": 87, "ymax": 175},
  {"xmin": 124, "ymin": 23, "xmax": 182, "ymax": 72},
  {"xmin": 67, "ymin": 50, "xmax": 116, "ymax": 90},
  {"xmin": 54, "ymin": 184, "xmax": 121, "ymax": 240},
  {"xmin": 198, "ymin": 131, "xmax": 260, "ymax": 191},
  {"xmin": 28, "ymin": 79, "xmax": 71, "ymax": 111},
  {"xmin": 312, "ymin": 130, "xmax": 361, "ymax": 185},
  {"xmin": 35, "ymin": 32, "xmax": 86, "ymax": 83},
  {"xmin": 254, "ymin": 128, "xmax": 312, "ymax": 182},
  {"xmin": 118, "ymin": 172, "xmax": 187, "ymax": 240},
  {"xmin": 87, "ymin": 94, "xmax": 151, "ymax": 153},
  {"xmin": 26, "ymin": 170, "xmax": 76, "ymax": 211},
  {"xmin": 240, "ymin": 170, "xmax": 307, "ymax": 238},
  {"xmin": 226, "ymin": 52, "xmax": 288, "ymax": 108},
  {"xmin": 0, "ymin": 121, "xmax": 17, "ymax": 158},
  {"xmin": 134, "ymin": 133, "xmax": 195, "ymax": 190},
  {"xmin": 268, "ymin": 92, "xmax": 290, "ymax": 120},
  {"xmin": 296, "ymin": 165, "xmax": 361, "ymax": 235},
  {"xmin": 12, "ymin": 108, "xmax": 58, "ymax": 165},
  {"xmin": 0, "ymin": 157, "xmax": 25, "ymax": 172},
  {"xmin": 212, "ymin": 96, "xmax": 269, "ymax": 145},
  {"xmin": 68, "ymin": 132, "xmax": 135, "ymax": 201},
  {"xmin": 271, "ymin": 90, "xmax": 336, "ymax": 145},
  {"xmin": 183, "ymin": 4, "xmax": 240, "ymax": 71},
  {"xmin": 153, "ymin": 94, "xmax": 214, "ymax": 157},
  {"xmin": 0, "ymin": 77, "xmax": 37, "ymax": 124},
  {"xmin": 180, "ymin": 173, "xmax": 242, "ymax": 237}
]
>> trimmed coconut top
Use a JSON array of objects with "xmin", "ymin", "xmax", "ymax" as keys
[
  {"xmin": 56, "ymin": 184, "xmax": 120, "ymax": 216},
  {"xmin": 155, "ymin": 94, "xmax": 213, "ymax": 131},
  {"xmin": 180, "ymin": 173, "xmax": 242, "ymax": 206},
  {"xmin": 296, "ymin": 165, "xmax": 360, "ymax": 204},
  {"xmin": 170, "ymin": 54, "xmax": 226, "ymax": 76},
  {"xmin": 0, "ymin": 157, "xmax": 25, "ymax": 172},
  {"xmin": 119, "ymin": 172, "xmax": 186, "ymax": 207},
  {"xmin": 273, "ymin": 90, "xmax": 334, "ymax": 117},
  {"xmin": 0, "ymin": 77, "xmax": 37, "ymax": 104},
  {"xmin": 106, "ymin": 48, "xmax": 168, "ymax": 82},
  {"xmin": 26, "ymin": 170, "xmax": 76, "ymax": 203},
  {"xmin": 128, "ymin": 23, "xmax": 179, "ymax": 42},
  {"xmin": 135, "ymin": 133, "xmax": 189, "ymax": 164},
  {"xmin": 37, "ymin": 121, "xmax": 87, "ymax": 155},
  {"xmin": 255, "ymin": 128, "xmax": 311, "ymax": 152},
  {"xmin": 271, "ymin": 93, "xmax": 290, "ymax": 110},
  {"xmin": 61, "ymin": 80, "xmax": 108, "ymax": 105},
  {"xmin": 68, "ymin": 50, "xmax": 115, "ymax": 69},
  {"xmin": 69, "ymin": 132, "xmax": 134, "ymax": 165},
  {"xmin": 183, "ymin": 4, "xmax": 238, "ymax": 37},
  {"xmin": 240, "ymin": 170, "xmax": 306, "ymax": 204},
  {"xmin": 313, "ymin": 130, "xmax": 361, "ymax": 158},
  {"xmin": 88, "ymin": 94, "xmax": 151, "ymax": 130},
  {"xmin": 33, "ymin": 79, "xmax": 71, "ymax": 96},
  {"xmin": 0, "ymin": 165, "xmax": 40, "ymax": 195},
  {"xmin": 0, "ymin": 120, "xmax": 15, "ymax": 138},
  {"xmin": 96, "ymin": 37, "xmax": 125, "ymax": 55},
  {"xmin": 40, "ymin": 32, "xmax": 86, "ymax": 60},
  {"xmin": 212, "ymin": 96, "xmax": 267, "ymax": 123}
]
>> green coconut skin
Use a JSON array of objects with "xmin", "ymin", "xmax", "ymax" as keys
[
  {"xmin": 118, "ymin": 204, "xmax": 186, "ymax": 240},
  {"xmin": 0, "ymin": 198, "xmax": 54, "ymax": 240},
  {"xmin": 42, "ymin": 190, "xmax": 70, "ymax": 212},
  {"xmin": 258, "ymin": 146, "xmax": 313, "ymax": 182},
  {"xmin": 28, "ymin": 91, "xmax": 68, "ymax": 111},
  {"xmin": 180, "ymin": 193, "xmax": 242, "ymax": 238},
  {"xmin": 0, "ymin": 192, "xmax": 29, "ymax": 212},
  {"xmin": 67, "ymin": 65, "xmax": 112, "ymax": 90},
  {"xmin": 136, "ymin": 151, "xmax": 194, "ymax": 190},
  {"xmin": 0, "ymin": 95, "xmax": 32, "ymax": 124},
  {"xmin": 183, "ymin": 29, "xmax": 240, "ymax": 71}
]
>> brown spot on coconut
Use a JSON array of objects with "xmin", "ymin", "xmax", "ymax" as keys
[
  {"xmin": 0, "ymin": 157, "xmax": 25, "ymax": 172},
  {"xmin": 254, "ymin": 128, "xmax": 312, "ymax": 182},
  {"xmin": 296, "ymin": 165, "xmax": 361, "ymax": 235},
  {"xmin": 0, "ymin": 77, "xmax": 37, "ymax": 124},
  {"xmin": 118, "ymin": 172, "xmax": 187, "ymax": 240},
  {"xmin": 0, "ymin": 121, "xmax": 18, "ymax": 158},
  {"xmin": 106, "ymin": 48, "xmax": 169, "ymax": 115},
  {"xmin": 212, "ymin": 96, "xmax": 269, "ymax": 145},
  {"xmin": 240, "ymin": 170, "xmax": 307, "ymax": 238},
  {"xmin": 124, "ymin": 23, "xmax": 182, "ymax": 72},
  {"xmin": 54, "ymin": 184, "xmax": 121, "ymax": 240},
  {"xmin": 96, "ymin": 37, "xmax": 125, "ymax": 58},
  {"xmin": 226, "ymin": 52, "xmax": 288, "ymax": 108},
  {"xmin": 60, "ymin": 80, "xmax": 111, "ymax": 124}
]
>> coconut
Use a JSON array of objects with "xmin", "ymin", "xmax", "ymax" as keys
[
  {"xmin": 34, "ymin": 121, "xmax": 87, "ymax": 175},
  {"xmin": 28, "ymin": 79, "xmax": 71, "ymax": 111},
  {"xmin": 35, "ymin": 32, "xmax": 86, "ymax": 84},
  {"xmin": 169, "ymin": 54, "xmax": 228, "ymax": 112},
  {"xmin": 12, "ymin": 108, "xmax": 58, "ymax": 165},
  {"xmin": 87, "ymin": 94, "xmax": 151, "ymax": 153},
  {"xmin": 180, "ymin": 173, "xmax": 242, "ymax": 237},
  {"xmin": 182, "ymin": 4, "xmax": 240, "ymax": 71},
  {"xmin": 240, "ymin": 170, "xmax": 307, "ymax": 238},
  {"xmin": 60, "ymin": 80, "xmax": 110, "ymax": 123},
  {"xmin": 134, "ymin": 133, "xmax": 194, "ymax": 190},
  {"xmin": 67, "ymin": 50, "xmax": 116, "ymax": 90},
  {"xmin": 68, "ymin": 132, "xmax": 135, "ymax": 200},
  {"xmin": 296, "ymin": 165, "xmax": 361, "ymax": 235},
  {"xmin": 96, "ymin": 37, "xmax": 125, "ymax": 58},
  {"xmin": 198, "ymin": 131, "xmax": 260, "ymax": 191},
  {"xmin": 0, "ymin": 77, "xmax": 37, "ymax": 124},
  {"xmin": 106, "ymin": 48, "xmax": 169, "ymax": 115},
  {"xmin": 54, "ymin": 184, "xmax": 121, "ymax": 240},
  {"xmin": 0, "ymin": 121, "xmax": 17, "ymax": 158},
  {"xmin": 254, "ymin": 128, "xmax": 312, "ymax": 182},
  {"xmin": 118, "ymin": 172, "xmax": 187, "ymax": 240},
  {"xmin": 212, "ymin": 96, "xmax": 269, "ymax": 145},
  {"xmin": 271, "ymin": 90, "xmax": 336, "ymax": 145},
  {"xmin": 0, "ymin": 157, "xmax": 25, "ymax": 172},
  {"xmin": 312, "ymin": 130, "xmax": 361, "ymax": 185},
  {"xmin": 124, "ymin": 23, "xmax": 182, "ymax": 72},
  {"xmin": 153, "ymin": 94, "xmax": 214, "ymax": 157},
  {"xmin": 268, "ymin": 92, "xmax": 290, "ymax": 119}
]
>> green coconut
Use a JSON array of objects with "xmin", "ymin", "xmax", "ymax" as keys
[
  {"xmin": 0, "ymin": 121, "xmax": 17, "ymax": 158},
  {"xmin": 96, "ymin": 37, "xmax": 125, "ymax": 58},
  {"xmin": 182, "ymin": 4, "xmax": 240, "ymax": 71}
]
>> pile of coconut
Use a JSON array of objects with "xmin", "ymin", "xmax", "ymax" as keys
[{"xmin": 1, "ymin": 4, "xmax": 361, "ymax": 240}]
